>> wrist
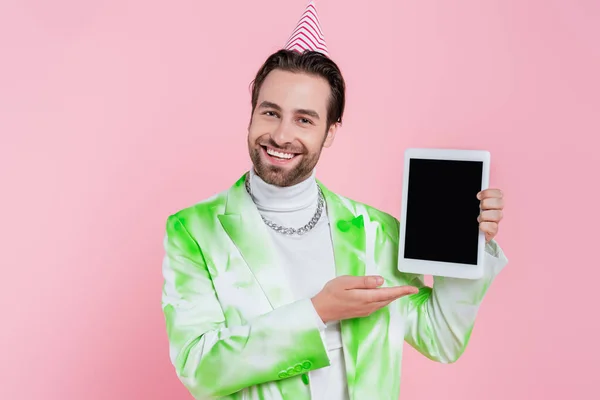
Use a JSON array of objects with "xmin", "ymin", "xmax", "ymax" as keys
[{"xmin": 311, "ymin": 296, "xmax": 329, "ymax": 324}]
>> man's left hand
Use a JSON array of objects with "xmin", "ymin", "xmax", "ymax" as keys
[{"xmin": 477, "ymin": 189, "xmax": 504, "ymax": 243}]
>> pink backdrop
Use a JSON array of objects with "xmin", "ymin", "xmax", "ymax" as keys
[{"xmin": 1, "ymin": 0, "xmax": 598, "ymax": 399}]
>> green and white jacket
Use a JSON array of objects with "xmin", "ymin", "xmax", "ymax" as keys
[{"xmin": 161, "ymin": 173, "xmax": 508, "ymax": 400}]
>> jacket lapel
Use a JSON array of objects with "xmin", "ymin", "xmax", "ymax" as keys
[
  {"xmin": 318, "ymin": 181, "xmax": 367, "ymax": 400},
  {"xmin": 218, "ymin": 174, "xmax": 368, "ymax": 399},
  {"xmin": 217, "ymin": 173, "xmax": 296, "ymax": 310}
]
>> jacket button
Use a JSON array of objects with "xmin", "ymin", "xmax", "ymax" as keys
[
  {"xmin": 301, "ymin": 373, "xmax": 309, "ymax": 385},
  {"xmin": 286, "ymin": 367, "xmax": 295, "ymax": 376},
  {"xmin": 302, "ymin": 360, "xmax": 312, "ymax": 369},
  {"xmin": 278, "ymin": 372, "xmax": 288, "ymax": 379},
  {"xmin": 294, "ymin": 363, "xmax": 302, "ymax": 372}
]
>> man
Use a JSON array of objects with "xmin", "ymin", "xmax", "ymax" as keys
[{"xmin": 161, "ymin": 2, "xmax": 508, "ymax": 399}]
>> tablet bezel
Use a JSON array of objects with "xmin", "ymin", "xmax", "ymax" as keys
[{"xmin": 398, "ymin": 148, "xmax": 490, "ymax": 279}]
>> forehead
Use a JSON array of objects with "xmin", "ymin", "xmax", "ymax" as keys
[{"xmin": 258, "ymin": 69, "xmax": 330, "ymax": 113}]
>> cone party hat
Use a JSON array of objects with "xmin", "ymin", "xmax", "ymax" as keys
[{"xmin": 284, "ymin": 1, "xmax": 329, "ymax": 56}]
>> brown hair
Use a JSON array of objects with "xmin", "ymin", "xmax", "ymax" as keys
[{"xmin": 249, "ymin": 49, "xmax": 346, "ymax": 128}]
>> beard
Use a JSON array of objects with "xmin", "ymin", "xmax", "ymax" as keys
[{"xmin": 248, "ymin": 137, "xmax": 322, "ymax": 187}]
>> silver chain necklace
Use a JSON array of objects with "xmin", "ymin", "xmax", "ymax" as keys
[{"xmin": 245, "ymin": 174, "xmax": 325, "ymax": 236}]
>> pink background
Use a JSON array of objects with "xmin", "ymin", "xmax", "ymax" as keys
[{"xmin": 1, "ymin": 0, "xmax": 598, "ymax": 399}]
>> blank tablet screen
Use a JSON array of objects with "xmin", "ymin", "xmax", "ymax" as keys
[{"xmin": 404, "ymin": 158, "xmax": 483, "ymax": 265}]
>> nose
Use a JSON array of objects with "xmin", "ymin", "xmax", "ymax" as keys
[{"xmin": 270, "ymin": 119, "xmax": 295, "ymax": 147}]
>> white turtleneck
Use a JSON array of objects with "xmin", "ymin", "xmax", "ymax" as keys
[{"xmin": 248, "ymin": 168, "xmax": 348, "ymax": 400}]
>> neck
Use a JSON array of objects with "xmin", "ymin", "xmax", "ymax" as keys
[{"xmin": 248, "ymin": 167, "xmax": 318, "ymax": 212}]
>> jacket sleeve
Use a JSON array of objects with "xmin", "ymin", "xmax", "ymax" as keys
[
  {"xmin": 400, "ymin": 237, "xmax": 508, "ymax": 364},
  {"xmin": 161, "ymin": 215, "xmax": 331, "ymax": 399}
]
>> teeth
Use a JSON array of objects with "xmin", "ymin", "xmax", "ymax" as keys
[{"xmin": 266, "ymin": 148, "xmax": 295, "ymax": 159}]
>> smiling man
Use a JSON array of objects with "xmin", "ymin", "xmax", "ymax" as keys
[
  {"xmin": 248, "ymin": 66, "xmax": 339, "ymax": 188},
  {"xmin": 161, "ymin": 2, "xmax": 508, "ymax": 400}
]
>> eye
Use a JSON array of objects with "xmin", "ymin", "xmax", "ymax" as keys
[
  {"xmin": 298, "ymin": 117, "xmax": 313, "ymax": 125},
  {"xmin": 263, "ymin": 111, "xmax": 279, "ymax": 118}
]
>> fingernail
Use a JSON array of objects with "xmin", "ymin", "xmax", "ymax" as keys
[
  {"xmin": 476, "ymin": 192, "xmax": 482, "ymax": 200},
  {"xmin": 376, "ymin": 276, "xmax": 383, "ymax": 285}
]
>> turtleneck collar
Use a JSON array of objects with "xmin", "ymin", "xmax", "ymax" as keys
[{"xmin": 248, "ymin": 167, "xmax": 319, "ymax": 212}]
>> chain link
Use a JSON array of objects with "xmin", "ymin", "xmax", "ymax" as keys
[{"xmin": 245, "ymin": 174, "xmax": 325, "ymax": 236}]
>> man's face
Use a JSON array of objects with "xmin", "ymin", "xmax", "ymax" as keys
[{"xmin": 247, "ymin": 69, "xmax": 337, "ymax": 187}]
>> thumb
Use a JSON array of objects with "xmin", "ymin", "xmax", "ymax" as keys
[
  {"xmin": 364, "ymin": 275, "xmax": 384, "ymax": 288},
  {"xmin": 341, "ymin": 275, "xmax": 383, "ymax": 289}
]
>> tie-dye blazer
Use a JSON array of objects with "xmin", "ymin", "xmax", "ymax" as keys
[{"xmin": 161, "ymin": 173, "xmax": 508, "ymax": 399}]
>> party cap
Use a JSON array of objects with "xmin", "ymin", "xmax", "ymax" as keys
[{"xmin": 284, "ymin": 1, "xmax": 329, "ymax": 56}]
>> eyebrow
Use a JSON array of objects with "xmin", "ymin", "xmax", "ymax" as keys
[{"xmin": 258, "ymin": 101, "xmax": 321, "ymax": 120}]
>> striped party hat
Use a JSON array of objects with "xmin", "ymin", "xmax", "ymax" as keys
[{"xmin": 284, "ymin": 1, "xmax": 328, "ymax": 56}]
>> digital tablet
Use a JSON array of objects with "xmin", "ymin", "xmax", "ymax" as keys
[{"xmin": 398, "ymin": 148, "xmax": 490, "ymax": 279}]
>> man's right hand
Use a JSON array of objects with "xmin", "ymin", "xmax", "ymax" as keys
[{"xmin": 311, "ymin": 275, "xmax": 419, "ymax": 324}]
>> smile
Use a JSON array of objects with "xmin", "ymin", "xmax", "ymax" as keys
[
  {"xmin": 260, "ymin": 145, "xmax": 302, "ymax": 165},
  {"xmin": 263, "ymin": 146, "xmax": 299, "ymax": 160}
]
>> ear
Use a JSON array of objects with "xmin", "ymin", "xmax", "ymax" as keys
[{"xmin": 322, "ymin": 122, "xmax": 339, "ymax": 148}]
